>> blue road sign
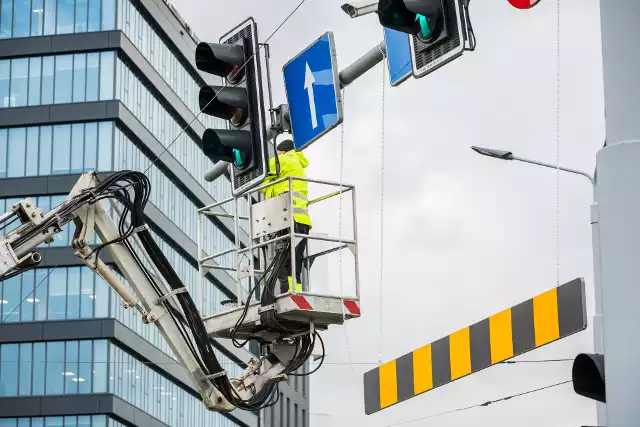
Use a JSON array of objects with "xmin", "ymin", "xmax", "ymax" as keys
[
  {"xmin": 283, "ymin": 32, "xmax": 342, "ymax": 151},
  {"xmin": 383, "ymin": 28, "xmax": 412, "ymax": 87}
]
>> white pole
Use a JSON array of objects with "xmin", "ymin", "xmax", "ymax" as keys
[{"xmin": 597, "ymin": 1, "xmax": 640, "ymax": 424}]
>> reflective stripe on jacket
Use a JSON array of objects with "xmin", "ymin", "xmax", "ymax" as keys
[{"xmin": 261, "ymin": 150, "xmax": 312, "ymax": 228}]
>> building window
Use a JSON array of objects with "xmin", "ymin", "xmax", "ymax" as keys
[
  {"xmin": 0, "ymin": 0, "xmax": 116, "ymax": 39},
  {"xmin": 0, "ymin": 60, "xmax": 10, "ymax": 107},
  {"xmin": 116, "ymin": 0, "xmax": 224, "ymax": 131},
  {"xmin": 0, "ymin": 416, "xmax": 112, "ymax": 426},
  {"xmin": 9, "ymin": 58, "xmax": 28, "ymax": 107},
  {"xmin": 0, "ymin": 340, "xmax": 106, "ymax": 397},
  {"xmin": 0, "ymin": 123, "xmax": 113, "ymax": 178},
  {"xmin": 0, "ymin": 52, "xmax": 115, "ymax": 109},
  {"xmin": 286, "ymin": 397, "xmax": 291, "ymax": 427}
]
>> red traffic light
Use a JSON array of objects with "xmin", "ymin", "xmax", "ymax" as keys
[{"xmin": 507, "ymin": 0, "xmax": 542, "ymax": 9}]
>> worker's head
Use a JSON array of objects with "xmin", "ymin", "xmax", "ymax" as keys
[{"xmin": 276, "ymin": 139, "xmax": 294, "ymax": 155}]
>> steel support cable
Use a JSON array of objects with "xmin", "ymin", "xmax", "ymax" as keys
[
  {"xmin": 379, "ymin": 50, "xmax": 386, "ymax": 368},
  {"xmin": 338, "ymin": 86, "xmax": 355, "ymax": 375},
  {"xmin": 385, "ymin": 380, "xmax": 573, "ymax": 426},
  {"xmin": 555, "ymin": 0, "xmax": 562, "ymax": 286}
]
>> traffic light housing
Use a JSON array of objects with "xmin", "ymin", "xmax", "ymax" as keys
[
  {"xmin": 377, "ymin": 0, "xmax": 445, "ymax": 43},
  {"xmin": 196, "ymin": 18, "xmax": 268, "ymax": 196},
  {"xmin": 377, "ymin": 0, "xmax": 471, "ymax": 80},
  {"xmin": 572, "ymin": 353, "xmax": 606, "ymax": 403}
]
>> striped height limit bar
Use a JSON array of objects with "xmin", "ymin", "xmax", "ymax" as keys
[{"xmin": 363, "ymin": 278, "xmax": 587, "ymax": 415}]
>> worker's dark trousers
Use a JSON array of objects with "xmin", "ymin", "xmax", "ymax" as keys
[{"xmin": 278, "ymin": 222, "xmax": 310, "ymax": 294}]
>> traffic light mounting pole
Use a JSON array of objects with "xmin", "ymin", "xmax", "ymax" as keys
[
  {"xmin": 339, "ymin": 41, "xmax": 387, "ymax": 88},
  {"xmin": 595, "ymin": 0, "xmax": 640, "ymax": 425}
]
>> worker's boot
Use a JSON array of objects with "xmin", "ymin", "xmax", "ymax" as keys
[{"xmin": 286, "ymin": 276, "xmax": 303, "ymax": 293}]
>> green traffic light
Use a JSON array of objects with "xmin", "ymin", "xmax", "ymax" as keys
[
  {"xmin": 233, "ymin": 149, "xmax": 244, "ymax": 167},
  {"xmin": 415, "ymin": 14, "xmax": 432, "ymax": 39}
]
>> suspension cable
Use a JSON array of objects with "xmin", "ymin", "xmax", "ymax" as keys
[{"xmin": 379, "ymin": 57, "xmax": 386, "ymax": 367}]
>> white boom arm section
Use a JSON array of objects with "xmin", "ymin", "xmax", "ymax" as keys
[{"xmin": 0, "ymin": 171, "xmax": 288, "ymax": 413}]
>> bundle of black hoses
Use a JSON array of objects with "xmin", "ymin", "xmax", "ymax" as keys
[
  {"xmin": 53, "ymin": 171, "xmax": 281, "ymax": 411},
  {"xmin": 224, "ymin": 227, "xmax": 328, "ymax": 378},
  {"xmin": 11, "ymin": 171, "xmax": 324, "ymax": 408}
]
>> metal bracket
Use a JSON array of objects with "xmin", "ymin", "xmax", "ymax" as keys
[
  {"xmin": 12, "ymin": 198, "xmax": 45, "ymax": 227},
  {"xmin": 259, "ymin": 303, "xmax": 276, "ymax": 314},
  {"xmin": 132, "ymin": 224, "xmax": 149, "ymax": 234},
  {"xmin": 347, "ymin": 242, "xmax": 356, "ymax": 255},
  {"xmin": 0, "ymin": 241, "xmax": 18, "ymax": 276},
  {"xmin": 72, "ymin": 204, "xmax": 96, "ymax": 248},
  {"xmin": 201, "ymin": 370, "xmax": 228, "ymax": 381},
  {"xmin": 591, "ymin": 203, "xmax": 600, "ymax": 225},
  {"xmin": 156, "ymin": 287, "xmax": 187, "ymax": 305}
]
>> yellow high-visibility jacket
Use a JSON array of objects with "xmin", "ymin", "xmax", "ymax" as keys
[{"xmin": 261, "ymin": 150, "xmax": 312, "ymax": 228}]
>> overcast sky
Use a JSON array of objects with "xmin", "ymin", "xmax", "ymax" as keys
[{"xmin": 174, "ymin": 0, "xmax": 604, "ymax": 425}]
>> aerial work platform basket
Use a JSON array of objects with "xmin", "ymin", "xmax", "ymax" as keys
[{"xmin": 196, "ymin": 176, "xmax": 361, "ymax": 342}]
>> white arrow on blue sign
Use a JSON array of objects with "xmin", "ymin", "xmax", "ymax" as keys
[{"xmin": 283, "ymin": 32, "xmax": 343, "ymax": 151}]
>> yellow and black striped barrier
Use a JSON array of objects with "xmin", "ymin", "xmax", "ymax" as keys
[{"xmin": 363, "ymin": 278, "xmax": 587, "ymax": 415}]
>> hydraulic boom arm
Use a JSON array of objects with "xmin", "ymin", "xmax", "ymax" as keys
[{"xmin": 0, "ymin": 171, "xmax": 290, "ymax": 413}]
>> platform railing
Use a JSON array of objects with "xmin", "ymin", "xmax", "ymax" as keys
[{"xmin": 196, "ymin": 176, "xmax": 360, "ymax": 316}]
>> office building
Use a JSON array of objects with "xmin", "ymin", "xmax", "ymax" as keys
[{"xmin": 0, "ymin": 0, "xmax": 308, "ymax": 425}]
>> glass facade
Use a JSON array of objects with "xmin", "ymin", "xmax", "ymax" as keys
[
  {"xmin": 113, "ymin": 125, "xmax": 243, "ymax": 254},
  {"xmin": 0, "ymin": 258, "xmax": 242, "ymax": 374},
  {"xmin": 0, "ymin": 0, "xmax": 286, "ymax": 423},
  {"xmin": 116, "ymin": 0, "xmax": 218, "ymax": 130},
  {"xmin": 0, "ymin": 122, "xmax": 112, "ymax": 178},
  {"xmin": 0, "ymin": 265, "xmax": 110, "ymax": 324},
  {"xmin": 0, "ymin": 415, "xmax": 115, "ymax": 427},
  {"xmin": 0, "ymin": 0, "xmax": 217, "ymax": 130},
  {"xmin": 0, "ymin": 340, "xmax": 107, "ymax": 396},
  {"xmin": 0, "ymin": 53, "xmax": 248, "ymax": 225},
  {"xmin": 0, "ymin": 340, "xmax": 238, "ymax": 427},
  {"xmin": 108, "ymin": 343, "xmax": 237, "ymax": 427},
  {"xmin": 0, "ymin": 193, "xmax": 243, "ymax": 376},
  {"xmin": 0, "ymin": 0, "xmax": 115, "ymax": 39},
  {"xmin": 0, "ymin": 52, "xmax": 115, "ymax": 108},
  {"xmin": 0, "ymin": 120, "xmax": 247, "ymax": 237},
  {"xmin": 115, "ymin": 55, "xmax": 233, "ymax": 203},
  {"xmin": 0, "ymin": 195, "xmax": 238, "ymax": 320}
]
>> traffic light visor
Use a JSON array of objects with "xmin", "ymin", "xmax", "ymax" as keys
[
  {"xmin": 199, "ymin": 86, "xmax": 248, "ymax": 126},
  {"xmin": 572, "ymin": 353, "xmax": 606, "ymax": 403},
  {"xmin": 195, "ymin": 42, "xmax": 245, "ymax": 83},
  {"xmin": 378, "ymin": 0, "xmax": 422, "ymax": 35},
  {"xmin": 378, "ymin": 0, "xmax": 443, "ymax": 40}
]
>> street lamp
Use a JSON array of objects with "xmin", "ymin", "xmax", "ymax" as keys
[
  {"xmin": 471, "ymin": 144, "xmax": 604, "ymax": 424},
  {"xmin": 471, "ymin": 145, "xmax": 595, "ymax": 187}
]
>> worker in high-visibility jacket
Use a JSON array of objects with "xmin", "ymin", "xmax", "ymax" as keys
[{"xmin": 261, "ymin": 139, "xmax": 312, "ymax": 294}]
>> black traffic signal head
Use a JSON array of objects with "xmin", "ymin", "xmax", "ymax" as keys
[
  {"xmin": 378, "ymin": 0, "xmax": 444, "ymax": 42},
  {"xmin": 195, "ymin": 18, "xmax": 268, "ymax": 196},
  {"xmin": 199, "ymin": 86, "xmax": 248, "ymax": 127},
  {"xmin": 572, "ymin": 353, "xmax": 606, "ymax": 403},
  {"xmin": 202, "ymin": 129, "xmax": 253, "ymax": 167},
  {"xmin": 195, "ymin": 42, "xmax": 245, "ymax": 84}
]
